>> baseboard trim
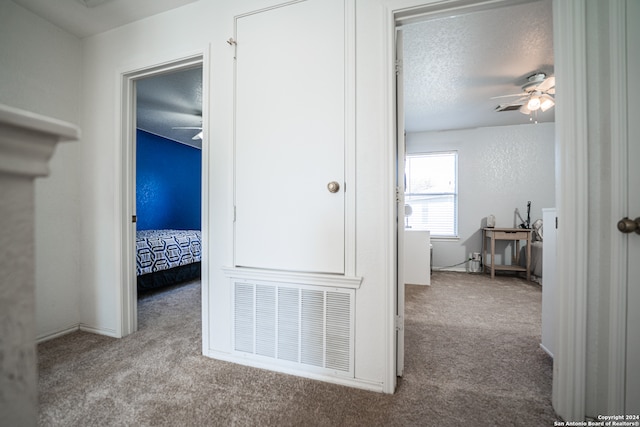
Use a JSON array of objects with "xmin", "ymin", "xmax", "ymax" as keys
[
  {"xmin": 79, "ymin": 324, "xmax": 119, "ymax": 338},
  {"xmin": 540, "ymin": 343, "xmax": 554, "ymax": 359},
  {"xmin": 204, "ymin": 349, "xmax": 386, "ymax": 393},
  {"xmin": 37, "ymin": 323, "xmax": 121, "ymax": 343},
  {"xmin": 433, "ymin": 267, "xmax": 472, "ymax": 273},
  {"xmin": 37, "ymin": 325, "xmax": 80, "ymax": 343}
]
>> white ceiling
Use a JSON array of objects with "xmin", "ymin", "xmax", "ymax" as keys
[
  {"xmin": 12, "ymin": 0, "xmax": 553, "ymax": 142},
  {"xmin": 12, "ymin": 0, "xmax": 198, "ymax": 39}
]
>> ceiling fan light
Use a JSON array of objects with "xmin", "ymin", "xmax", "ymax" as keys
[
  {"xmin": 519, "ymin": 104, "xmax": 532, "ymax": 115},
  {"xmin": 540, "ymin": 95, "xmax": 555, "ymax": 112},
  {"xmin": 527, "ymin": 96, "xmax": 541, "ymax": 111}
]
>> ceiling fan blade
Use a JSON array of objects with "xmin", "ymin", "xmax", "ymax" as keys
[
  {"xmin": 490, "ymin": 92, "xmax": 527, "ymax": 99},
  {"xmin": 536, "ymin": 76, "xmax": 555, "ymax": 92},
  {"xmin": 172, "ymin": 126, "xmax": 202, "ymax": 130}
]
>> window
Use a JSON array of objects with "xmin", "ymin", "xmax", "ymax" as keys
[{"xmin": 404, "ymin": 152, "xmax": 458, "ymax": 237}]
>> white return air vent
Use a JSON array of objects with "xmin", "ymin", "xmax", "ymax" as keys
[{"xmin": 233, "ymin": 281, "xmax": 354, "ymax": 376}]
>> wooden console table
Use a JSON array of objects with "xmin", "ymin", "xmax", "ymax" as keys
[{"xmin": 482, "ymin": 228, "xmax": 532, "ymax": 281}]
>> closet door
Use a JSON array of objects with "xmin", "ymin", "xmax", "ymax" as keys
[{"xmin": 234, "ymin": 0, "xmax": 346, "ymax": 274}]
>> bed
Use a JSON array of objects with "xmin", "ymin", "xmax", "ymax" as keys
[{"xmin": 136, "ymin": 229, "xmax": 202, "ymax": 292}]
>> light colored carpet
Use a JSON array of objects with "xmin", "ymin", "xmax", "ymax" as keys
[{"xmin": 38, "ymin": 272, "xmax": 558, "ymax": 426}]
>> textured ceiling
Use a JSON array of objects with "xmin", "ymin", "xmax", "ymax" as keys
[
  {"xmin": 13, "ymin": 0, "xmax": 554, "ymax": 142},
  {"xmin": 402, "ymin": 0, "xmax": 554, "ymax": 132},
  {"xmin": 12, "ymin": 0, "xmax": 198, "ymax": 38},
  {"xmin": 136, "ymin": 67, "xmax": 203, "ymax": 149},
  {"xmin": 134, "ymin": 0, "xmax": 554, "ymax": 142}
]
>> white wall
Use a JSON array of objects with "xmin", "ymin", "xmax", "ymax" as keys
[
  {"xmin": 79, "ymin": 3, "xmax": 211, "ymax": 336},
  {"xmin": 72, "ymin": 0, "xmax": 557, "ymax": 394},
  {"xmin": 0, "ymin": 1, "xmax": 83, "ymax": 340},
  {"xmin": 75, "ymin": 0, "xmax": 394, "ymax": 390},
  {"xmin": 1, "ymin": 0, "xmax": 628, "ymax": 415},
  {"xmin": 407, "ymin": 123, "xmax": 555, "ymax": 269}
]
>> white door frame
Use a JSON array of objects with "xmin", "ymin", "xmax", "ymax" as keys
[
  {"xmin": 550, "ymin": 0, "xmax": 589, "ymax": 420},
  {"xmin": 118, "ymin": 52, "xmax": 207, "ymax": 337},
  {"xmin": 607, "ymin": 0, "xmax": 628, "ymax": 410},
  {"xmin": 395, "ymin": 27, "xmax": 406, "ymax": 378},
  {"xmin": 385, "ymin": 0, "xmax": 590, "ymax": 420}
]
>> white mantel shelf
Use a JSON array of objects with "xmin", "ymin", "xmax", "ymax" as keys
[
  {"xmin": 0, "ymin": 103, "xmax": 79, "ymax": 426},
  {"xmin": 0, "ymin": 104, "xmax": 80, "ymax": 177}
]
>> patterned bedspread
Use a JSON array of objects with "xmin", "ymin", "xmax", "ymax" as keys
[{"xmin": 136, "ymin": 229, "xmax": 202, "ymax": 276}]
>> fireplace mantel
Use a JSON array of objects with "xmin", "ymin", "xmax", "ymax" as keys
[{"xmin": 0, "ymin": 104, "xmax": 79, "ymax": 426}]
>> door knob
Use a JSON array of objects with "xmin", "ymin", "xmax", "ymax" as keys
[
  {"xmin": 327, "ymin": 181, "xmax": 340, "ymax": 193},
  {"xmin": 617, "ymin": 217, "xmax": 640, "ymax": 234}
]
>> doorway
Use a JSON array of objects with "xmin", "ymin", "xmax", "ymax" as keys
[
  {"xmin": 134, "ymin": 67, "xmax": 203, "ymax": 316},
  {"xmin": 394, "ymin": 0, "xmax": 555, "ymax": 381},
  {"xmin": 120, "ymin": 54, "xmax": 206, "ymax": 336}
]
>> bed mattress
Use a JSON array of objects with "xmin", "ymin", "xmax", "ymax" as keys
[{"xmin": 136, "ymin": 229, "xmax": 202, "ymax": 276}]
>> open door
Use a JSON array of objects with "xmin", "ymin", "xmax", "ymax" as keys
[{"xmin": 395, "ymin": 28, "xmax": 406, "ymax": 378}]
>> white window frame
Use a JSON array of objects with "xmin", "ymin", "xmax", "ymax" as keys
[{"xmin": 404, "ymin": 151, "xmax": 458, "ymax": 238}]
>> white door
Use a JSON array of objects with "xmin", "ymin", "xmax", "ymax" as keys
[
  {"xmin": 396, "ymin": 28, "xmax": 406, "ymax": 378},
  {"xmin": 234, "ymin": 0, "xmax": 346, "ymax": 274},
  {"xmin": 625, "ymin": 0, "xmax": 640, "ymax": 414}
]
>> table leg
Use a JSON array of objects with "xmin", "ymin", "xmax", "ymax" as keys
[
  {"xmin": 490, "ymin": 235, "xmax": 495, "ymax": 279},
  {"xmin": 526, "ymin": 235, "xmax": 531, "ymax": 282},
  {"xmin": 482, "ymin": 231, "xmax": 487, "ymax": 274}
]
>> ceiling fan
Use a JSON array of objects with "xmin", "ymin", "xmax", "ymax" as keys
[
  {"xmin": 171, "ymin": 126, "xmax": 203, "ymax": 140},
  {"xmin": 493, "ymin": 72, "xmax": 556, "ymax": 117}
]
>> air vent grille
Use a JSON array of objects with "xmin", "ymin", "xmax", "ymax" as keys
[
  {"xmin": 233, "ymin": 281, "xmax": 354, "ymax": 376},
  {"xmin": 77, "ymin": 0, "xmax": 113, "ymax": 8},
  {"xmin": 234, "ymin": 283, "xmax": 254, "ymax": 353},
  {"xmin": 277, "ymin": 287, "xmax": 299, "ymax": 362},
  {"xmin": 326, "ymin": 292, "xmax": 351, "ymax": 372},
  {"xmin": 255, "ymin": 285, "xmax": 276, "ymax": 357}
]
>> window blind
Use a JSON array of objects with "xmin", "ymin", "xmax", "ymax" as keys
[{"xmin": 405, "ymin": 152, "xmax": 458, "ymax": 237}]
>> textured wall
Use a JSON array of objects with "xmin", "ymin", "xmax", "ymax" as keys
[
  {"xmin": 136, "ymin": 130, "xmax": 201, "ymax": 231},
  {"xmin": 407, "ymin": 123, "xmax": 556, "ymax": 269}
]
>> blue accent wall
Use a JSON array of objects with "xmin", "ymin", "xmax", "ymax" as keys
[{"xmin": 136, "ymin": 130, "xmax": 201, "ymax": 230}]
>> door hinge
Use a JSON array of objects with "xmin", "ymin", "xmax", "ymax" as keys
[
  {"xmin": 395, "ymin": 315, "xmax": 404, "ymax": 331},
  {"xmin": 395, "ymin": 59, "xmax": 402, "ymax": 76},
  {"xmin": 227, "ymin": 37, "xmax": 237, "ymax": 59},
  {"xmin": 555, "ymin": 216, "xmax": 558, "ymax": 229},
  {"xmin": 132, "ymin": 215, "xmax": 137, "ymax": 223},
  {"xmin": 395, "ymin": 186, "xmax": 403, "ymax": 204}
]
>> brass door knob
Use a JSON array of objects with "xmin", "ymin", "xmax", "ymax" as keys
[
  {"xmin": 617, "ymin": 217, "xmax": 640, "ymax": 234},
  {"xmin": 327, "ymin": 181, "xmax": 340, "ymax": 193}
]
